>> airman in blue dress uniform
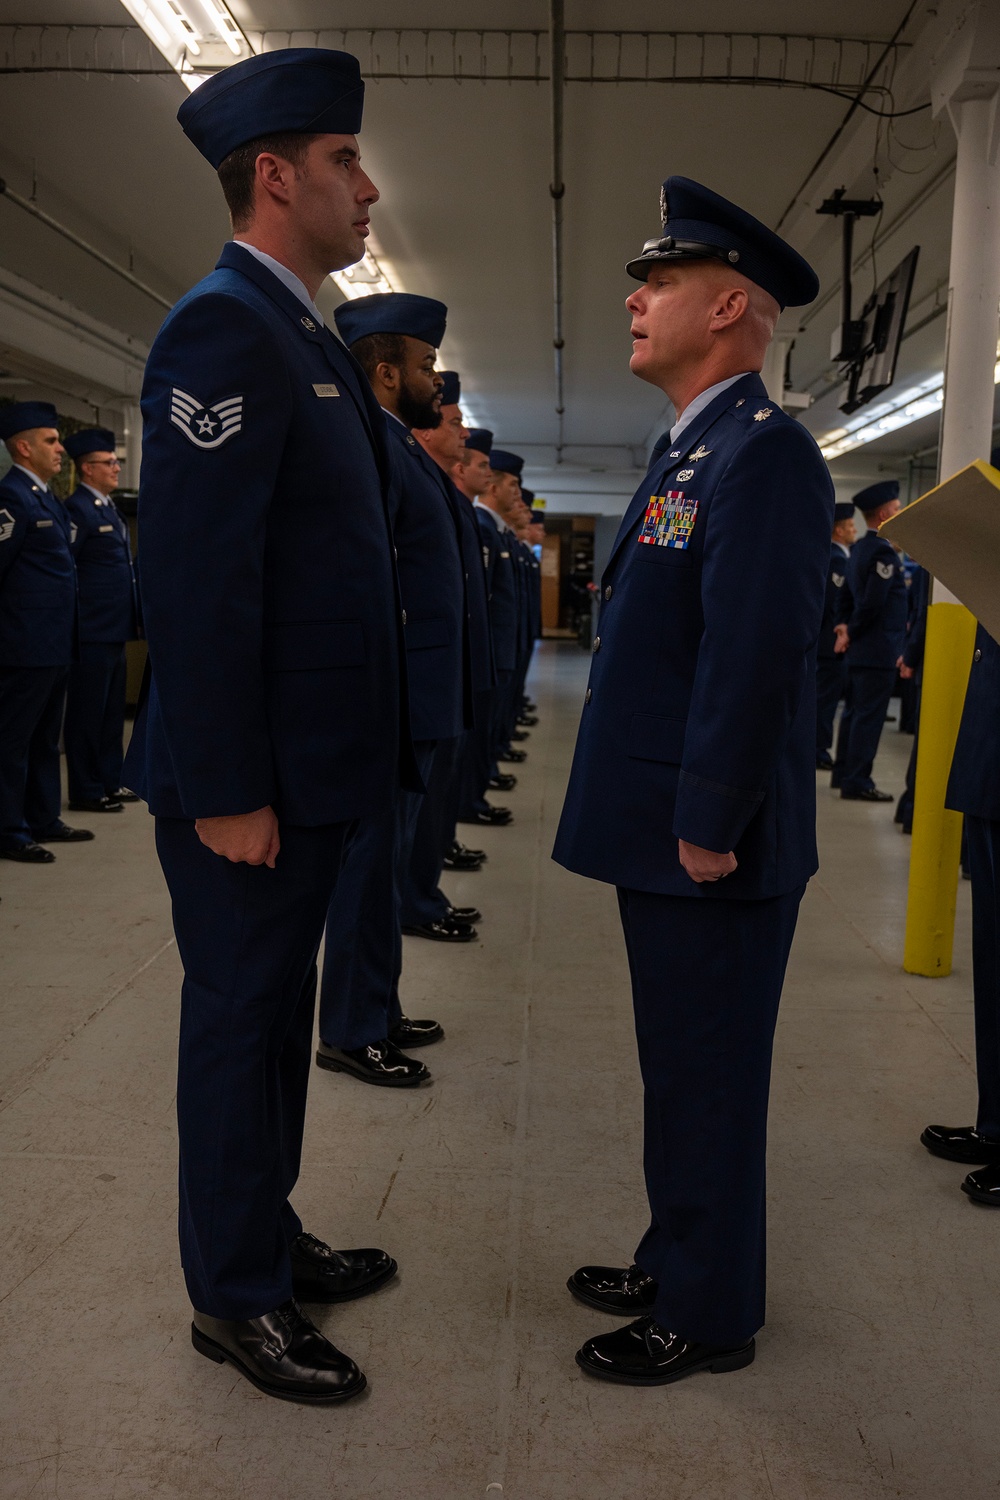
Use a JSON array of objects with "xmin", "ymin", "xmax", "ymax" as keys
[
  {"xmin": 815, "ymin": 499, "xmax": 855, "ymax": 769},
  {"xmin": 553, "ymin": 177, "xmax": 831, "ymax": 1385},
  {"xmin": 62, "ymin": 427, "xmax": 140, "ymax": 814},
  {"xmin": 0, "ymin": 402, "xmax": 94, "ymax": 862},
  {"xmin": 122, "ymin": 48, "xmax": 415, "ymax": 1405},
  {"xmin": 832, "ymin": 480, "xmax": 906, "ymax": 801}
]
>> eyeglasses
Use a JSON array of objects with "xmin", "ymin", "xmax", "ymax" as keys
[{"xmin": 85, "ymin": 458, "xmax": 122, "ymax": 467}]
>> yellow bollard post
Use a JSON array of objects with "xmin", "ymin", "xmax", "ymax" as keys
[{"xmin": 902, "ymin": 602, "xmax": 977, "ymax": 976}]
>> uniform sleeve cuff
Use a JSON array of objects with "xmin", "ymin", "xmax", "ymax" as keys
[{"xmin": 672, "ymin": 770, "xmax": 762, "ymax": 853}]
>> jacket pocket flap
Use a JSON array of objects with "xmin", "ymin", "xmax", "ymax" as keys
[
  {"xmin": 626, "ymin": 713, "xmax": 686, "ymax": 764},
  {"xmin": 406, "ymin": 615, "xmax": 452, "ymax": 651},
  {"xmin": 264, "ymin": 619, "xmax": 366, "ymax": 672}
]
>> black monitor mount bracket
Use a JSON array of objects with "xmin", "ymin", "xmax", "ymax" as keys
[{"xmin": 817, "ymin": 188, "xmax": 882, "ymax": 364}]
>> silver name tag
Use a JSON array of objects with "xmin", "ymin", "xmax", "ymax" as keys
[
  {"xmin": 35, "ymin": 519, "xmax": 53, "ymax": 528},
  {"xmin": 99, "ymin": 525, "xmax": 114, "ymax": 533},
  {"xmin": 313, "ymin": 383, "xmax": 340, "ymax": 398}
]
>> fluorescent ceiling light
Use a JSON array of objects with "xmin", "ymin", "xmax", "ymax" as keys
[
  {"xmin": 819, "ymin": 356, "xmax": 1000, "ymax": 460},
  {"xmin": 118, "ymin": 0, "xmax": 254, "ymax": 89},
  {"xmin": 330, "ymin": 250, "xmax": 394, "ymax": 300}
]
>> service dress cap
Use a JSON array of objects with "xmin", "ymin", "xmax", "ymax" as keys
[
  {"xmin": 438, "ymin": 371, "xmax": 461, "ymax": 407},
  {"xmin": 0, "ymin": 400, "xmax": 59, "ymax": 441},
  {"xmin": 853, "ymin": 480, "xmax": 899, "ymax": 513},
  {"xmin": 64, "ymin": 427, "xmax": 117, "ymax": 462},
  {"xmin": 833, "ymin": 500, "xmax": 856, "ymax": 524},
  {"xmin": 178, "ymin": 48, "xmax": 365, "ymax": 169},
  {"xmin": 490, "ymin": 449, "xmax": 524, "ymax": 479},
  {"xmin": 464, "ymin": 428, "xmax": 493, "ymax": 456},
  {"xmin": 625, "ymin": 176, "xmax": 819, "ymax": 310},
  {"xmin": 334, "ymin": 292, "xmax": 448, "ymax": 350}
]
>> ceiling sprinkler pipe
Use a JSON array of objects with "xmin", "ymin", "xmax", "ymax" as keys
[{"xmin": 550, "ymin": 0, "xmax": 566, "ymax": 461}]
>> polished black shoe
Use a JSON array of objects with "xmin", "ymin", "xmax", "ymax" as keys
[
  {"xmin": 289, "ymin": 1233, "xmax": 397, "ymax": 1304},
  {"xmin": 0, "ymin": 841, "xmax": 55, "ymax": 863},
  {"xmin": 458, "ymin": 806, "xmax": 512, "ymax": 827},
  {"xmin": 511, "ymin": 728, "xmax": 530, "ymax": 741},
  {"xmin": 401, "ymin": 918, "xmax": 477, "ymax": 942},
  {"xmin": 815, "ymin": 754, "xmax": 834, "ymax": 770},
  {"xmin": 517, "ymin": 713, "xmax": 538, "ymax": 726},
  {"xmin": 388, "ymin": 1016, "xmax": 445, "ymax": 1049},
  {"xmin": 921, "ymin": 1124, "xmax": 1000, "ymax": 1165},
  {"xmin": 315, "ymin": 1038, "xmax": 431, "ymax": 1087},
  {"xmin": 191, "ymin": 1298, "xmax": 366, "ymax": 1404},
  {"xmin": 106, "ymin": 787, "xmax": 140, "ymax": 803},
  {"xmin": 840, "ymin": 786, "xmax": 893, "ymax": 802},
  {"xmin": 498, "ymin": 748, "xmax": 527, "ymax": 763},
  {"xmin": 453, "ymin": 841, "xmax": 486, "ymax": 861},
  {"xmin": 448, "ymin": 905, "xmax": 482, "ymax": 925},
  {"xmin": 567, "ymin": 1263, "xmax": 658, "ymax": 1316},
  {"xmin": 34, "ymin": 821, "xmax": 95, "ymax": 842},
  {"xmin": 67, "ymin": 797, "xmax": 122, "ymax": 813},
  {"xmin": 963, "ymin": 1162, "xmax": 1000, "ymax": 1205},
  {"xmin": 489, "ymin": 773, "xmax": 517, "ymax": 791},
  {"xmin": 442, "ymin": 848, "xmax": 484, "ymax": 870},
  {"xmin": 576, "ymin": 1316, "xmax": 755, "ymax": 1387}
]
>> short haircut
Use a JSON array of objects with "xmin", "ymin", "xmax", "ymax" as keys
[
  {"xmin": 350, "ymin": 332, "xmax": 407, "ymax": 382},
  {"xmin": 217, "ymin": 132, "xmax": 319, "ymax": 229}
]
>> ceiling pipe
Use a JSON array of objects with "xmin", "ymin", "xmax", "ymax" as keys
[
  {"xmin": 549, "ymin": 0, "xmax": 566, "ymax": 462},
  {"xmin": 0, "ymin": 179, "xmax": 173, "ymax": 312}
]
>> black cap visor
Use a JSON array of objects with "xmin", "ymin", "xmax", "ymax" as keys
[{"xmin": 625, "ymin": 236, "xmax": 744, "ymax": 282}]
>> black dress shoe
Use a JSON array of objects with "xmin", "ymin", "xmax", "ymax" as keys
[
  {"xmin": 963, "ymin": 1162, "xmax": 1000, "ymax": 1205},
  {"xmin": 815, "ymin": 754, "xmax": 834, "ymax": 770},
  {"xmin": 921, "ymin": 1124, "xmax": 1000, "ymax": 1164},
  {"xmin": 0, "ymin": 841, "xmax": 55, "ymax": 863},
  {"xmin": 191, "ymin": 1298, "xmax": 365, "ymax": 1404},
  {"xmin": 315, "ymin": 1037, "xmax": 431, "ymax": 1086},
  {"xmin": 401, "ymin": 918, "xmax": 477, "ymax": 942},
  {"xmin": 498, "ymin": 748, "xmax": 527, "ymax": 763},
  {"xmin": 458, "ymin": 806, "xmax": 512, "ymax": 827},
  {"xmin": 67, "ymin": 797, "xmax": 122, "ymax": 813},
  {"xmin": 567, "ymin": 1263, "xmax": 658, "ymax": 1315},
  {"xmin": 576, "ymin": 1315, "xmax": 755, "ymax": 1386},
  {"xmin": 106, "ymin": 787, "xmax": 140, "ymax": 803},
  {"xmin": 511, "ymin": 728, "xmax": 530, "ymax": 741},
  {"xmin": 448, "ymin": 905, "xmax": 482, "ymax": 924},
  {"xmin": 388, "ymin": 1016, "xmax": 445, "ymax": 1048},
  {"xmin": 517, "ymin": 713, "xmax": 538, "ymax": 726},
  {"xmin": 840, "ymin": 786, "xmax": 893, "ymax": 802},
  {"xmin": 442, "ymin": 848, "xmax": 484, "ymax": 870},
  {"xmin": 34, "ymin": 822, "xmax": 95, "ymax": 842},
  {"xmin": 489, "ymin": 773, "xmax": 517, "ymax": 791},
  {"xmin": 453, "ymin": 841, "xmax": 486, "ymax": 861},
  {"xmin": 289, "ymin": 1233, "xmax": 397, "ymax": 1303}
]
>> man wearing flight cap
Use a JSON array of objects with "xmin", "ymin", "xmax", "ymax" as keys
[
  {"xmin": 482, "ymin": 448, "xmax": 529, "ymax": 774},
  {"xmin": 123, "ymin": 48, "xmax": 414, "ymax": 1404},
  {"xmin": 0, "ymin": 402, "xmax": 95, "ymax": 863},
  {"xmin": 553, "ymin": 177, "xmax": 833, "ymax": 1385},
  {"xmin": 62, "ymin": 427, "xmax": 140, "ymax": 815},
  {"xmin": 815, "ymin": 498, "xmax": 856, "ymax": 771}
]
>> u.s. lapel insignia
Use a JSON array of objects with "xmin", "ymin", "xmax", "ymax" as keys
[
  {"xmin": 300, "ymin": 315, "xmax": 317, "ymax": 332},
  {"xmin": 170, "ymin": 388, "xmax": 244, "ymax": 449},
  {"xmin": 669, "ymin": 450, "xmax": 681, "ymax": 458},
  {"xmin": 753, "ymin": 407, "xmax": 773, "ymax": 421},
  {"xmin": 689, "ymin": 445, "xmax": 712, "ymax": 461}
]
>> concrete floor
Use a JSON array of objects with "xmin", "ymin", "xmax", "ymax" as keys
[{"xmin": 1, "ymin": 643, "xmax": 996, "ymax": 1500}]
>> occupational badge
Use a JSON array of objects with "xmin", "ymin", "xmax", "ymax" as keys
[
  {"xmin": 639, "ymin": 491, "xmax": 699, "ymax": 550},
  {"xmin": 170, "ymin": 388, "xmax": 244, "ymax": 449},
  {"xmin": 676, "ymin": 468, "xmax": 695, "ymax": 481}
]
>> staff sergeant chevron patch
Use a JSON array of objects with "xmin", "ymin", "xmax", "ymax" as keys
[{"xmin": 170, "ymin": 388, "xmax": 244, "ymax": 449}]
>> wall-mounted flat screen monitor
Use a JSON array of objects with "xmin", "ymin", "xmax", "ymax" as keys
[{"xmin": 841, "ymin": 245, "xmax": 920, "ymax": 415}]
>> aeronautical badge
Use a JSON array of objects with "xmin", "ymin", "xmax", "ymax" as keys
[
  {"xmin": 0, "ymin": 508, "xmax": 14, "ymax": 543},
  {"xmin": 876, "ymin": 560, "xmax": 894, "ymax": 580},
  {"xmin": 170, "ymin": 388, "xmax": 244, "ymax": 449},
  {"xmin": 753, "ymin": 407, "xmax": 773, "ymax": 421},
  {"xmin": 639, "ymin": 491, "xmax": 698, "ymax": 550},
  {"xmin": 688, "ymin": 445, "xmax": 712, "ymax": 461}
]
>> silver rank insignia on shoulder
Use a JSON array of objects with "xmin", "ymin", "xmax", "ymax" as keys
[
  {"xmin": 170, "ymin": 388, "xmax": 243, "ymax": 449},
  {"xmin": 753, "ymin": 407, "xmax": 773, "ymax": 421},
  {"xmin": 0, "ymin": 508, "xmax": 14, "ymax": 543},
  {"xmin": 676, "ymin": 468, "xmax": 695, "ymax": 481},
  {"xmin": 689, "ymin": 445, "xmax": 712, "ymax": 461},
  {"xmin": 876, "ymin": 560, "xmax": 894, "ymax": 580},
  {"xmin": 312, "ymin": 383, "xmax": 340, "ymax": 397},
  {"xmin": 300, "ymin": 315, "xmax": 317, "ymax": 331}
]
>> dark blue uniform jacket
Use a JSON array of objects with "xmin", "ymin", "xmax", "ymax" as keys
[
  {"xmin": 947, "ymin": 625, "xmax": 1000, "ymax": 821},
  {"xmin": 0, "ymin": 465, "xmax": 76, "ymax": 668},
  {"xmin": 385, "ymin": 419, "xmax": 469, "ymax": 742},
  {"xmin": 844, "ymin": 529, "xmax": 907, "ymax": 669},
  {"xmin": 553, "ymin": 373, "xmax": 833, "ymax": 900},
  {"xmin": 124, "ymin": 242, "xmax": 412, "ymax": 823},
  {"xmin": 477, "ymin": 506, "xmax": 519, "ymax": 674},
  {"xmin": 818, "ymin": 542, "xmax": 850, "ymax": 659},
  {"xmin": 450, "ymin": 485, "xmax": 494, "ymax": 698},
  {"xmin": 65, "ymin": 486, "xmax": 139, "ymax": 643}
]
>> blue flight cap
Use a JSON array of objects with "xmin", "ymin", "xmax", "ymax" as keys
[
  {"xmin": 178, "ymin": 48, "xmax": 365, "ymax": 170},
  {"xmin": 490, "ymin": 449, "xmax": 523, "ymax": 479},
  {"xmin": 520, "ymin": 487, "xmax": 534, "ymax": 505},
  {"xmin": 0, "ymin": 401, "xmax": 59, "ymax": 441},
  {"xmin": 438, "ymin": 371, "xmax": 461, "ymax": 406},
  {"xmin": 853, "ymin": 480, "xmax": 899, "ymax": 513},
  {"xmin": 626, "ymin": 176, "xmax": 820, "ymax": 310},
  {"xmin": 64, "ymin": 427, "xmax": 116, "ymax": 461},
  {"xmin": 465, "ymin": 428, "xmax": 493, "ymax": 456},
  {"xmin": 334, "ymin": 292, "xmax": 447, "ymax": 350},
  {"xmin": 833, "ymin": 500, "xmax": 855, "ymax": 523}
]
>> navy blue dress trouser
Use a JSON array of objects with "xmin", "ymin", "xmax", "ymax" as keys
[
  {"xmin": 319, "ymin": 739, "xmax": 436, "ymax": 1050},
  {"xmin": 154, "ymin": 816, "xmax": 350, "ymax": 1320},
  {"xmin": 64, "ymin": 641, "xmax": 128, "ymax": 802},
  {"xmin": 0, "ymin": 665, "xmax": 68, "ymax": 847},
  {"xmin": 815, "ymin": 655, "xmax": 845, "ymax": 760},
  {"xmin": 841, "ymin": 665, "xmax": 897, "ymax": 794},
  {"xmin": 400, "ymin": 733, "xmax": 462, "ymax": 927},
  {"xmin": 967, "ymin": 817, "xmax": 1000, "ymax": 1140},
  {"xmin": 617, "ymin": 883, "xmax": 804, "ymax": 1345}
]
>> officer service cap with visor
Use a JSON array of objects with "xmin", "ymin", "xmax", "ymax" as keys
[
  {"xmin": 334, "ymin": 292, "xmax": 448, "ymax": 351},
  {"xmin": 626, "ymin": 176, "xmax": 819, "ymax": 311}
]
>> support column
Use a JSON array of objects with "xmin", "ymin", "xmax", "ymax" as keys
[
  {"xmin": 904, "ymin": 16, "xmax": 1000, "ymax": 976},
  {"xmin": 122, "ymin": 401, "xmax": 142, "ymax": 491}
]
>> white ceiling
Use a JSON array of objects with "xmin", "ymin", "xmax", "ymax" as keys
[{"xmin": 0, "ymin": 1, "xmax": 972, "ymax": 506}]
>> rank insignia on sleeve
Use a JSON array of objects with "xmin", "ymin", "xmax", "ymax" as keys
[
  {"xmin": 170, "ymin": 388, "xmax": 244, "ymax": 449},
  {"xmin": 753, "ymin": 407, "xmax": 773, "ymax": 421},
  {"xmin": 876, "ymin": 560, "xmax": 894, "ymax": 580},
  {"xmin": 0, "ymin": 508, "xmax": 14, "ymax": 543},
  {"xmin": 638, "ymin": 491, "xmax": 699, "ymax": 550},
  {"xmin": 832, "ymin": 572, "xmax": 845, "ymax": 589}
]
